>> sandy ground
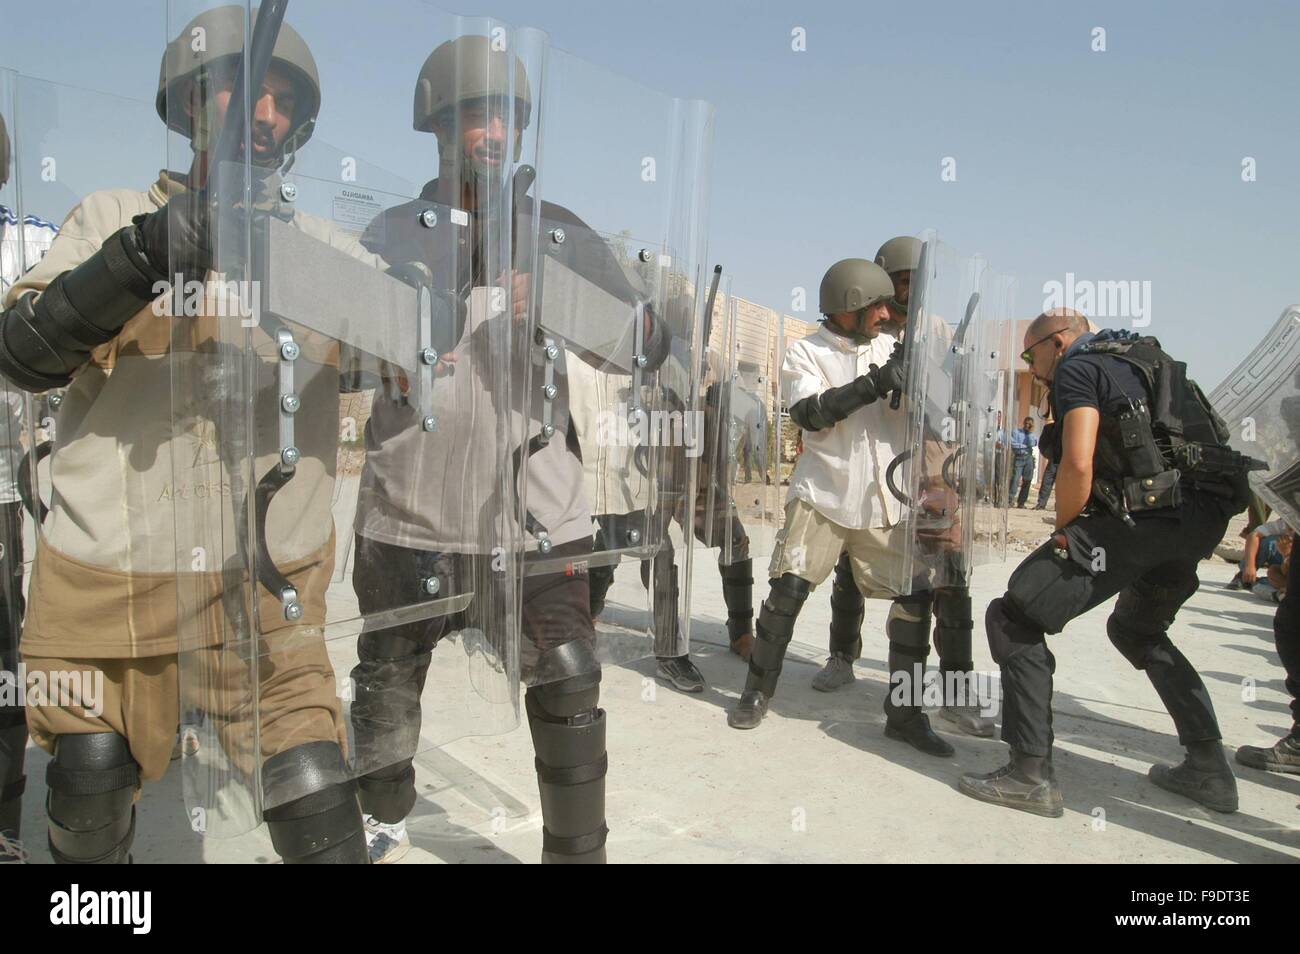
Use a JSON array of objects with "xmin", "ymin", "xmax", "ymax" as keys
[{"xmin": 12, "ymin": 498, "xmax": 1296, "ymax": 864}]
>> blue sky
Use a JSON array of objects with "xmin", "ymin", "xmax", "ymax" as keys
[{"xmin": 4, "ymin": 0, "xmax": 1297, "ymax": 385}]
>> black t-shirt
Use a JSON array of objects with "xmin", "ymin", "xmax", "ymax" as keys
[{"xmin": 1052, "ymin": 332, "xmax": 1149, "ymax": 419}]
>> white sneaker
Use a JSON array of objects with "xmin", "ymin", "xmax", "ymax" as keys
[
  {"xmin": 363, "ymin": 814, "xmax": 411, "ymax": 864},
  {"xmin": 0, "ymin": 832, "xmax": 30, "ymax": 864},
  {"xmin": 812, "ymin": 653, "xmax": 856, "ymax": 692}
]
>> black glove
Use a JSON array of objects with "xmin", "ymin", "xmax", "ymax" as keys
[
  {"xmin": 134, "ymin": 192, "xmax": 214, "ymax": 282},
  {"xmin": 852, "ymin": 346, "xmax": 905, "ymax": 403}
]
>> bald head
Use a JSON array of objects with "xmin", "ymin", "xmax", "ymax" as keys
[
  {"xmin": 1027, "ymin": 308, "xmax": 1089, "ymax": 341},
  {"xmin": 1023, "ymin": 308, "xmax": 1090, "ymax": 383}
]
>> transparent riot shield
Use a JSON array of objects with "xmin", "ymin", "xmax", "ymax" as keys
[
  {"xmin": 1210, "ymin": 306, "xmax": 1300, "ymax": 527},
  {"xmin": 722, "ymin": 299, "xmax": 784, "ymax": 563},
  {"xmin": 0, "ymin": 70, "xmax": 33, "ymax": 738},
  {"xmin": 518, "ymin": 47, "xmax": 713, "ymax": 681},
  {"xmin": 165, "ymin": 0, "xmax": 544, "ymax": 831},
  {"xmin": 968, "ymin": 264, "xmax": 1017, "ymax": 567},
  {"xmin": 885, "ymin": 234, "xmax": 985, "ymax": 595},
  {"xmin": 5, "ymin": 74, "xmax": 160, "ymax": 572}
]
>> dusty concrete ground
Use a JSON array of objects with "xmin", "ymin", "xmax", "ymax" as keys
[{"xmin": 10, "ymin": 498, "xmax": 1295, "ymax": 863}]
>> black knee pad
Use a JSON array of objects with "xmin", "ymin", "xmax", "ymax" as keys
[
  {"xmin": 933, "ymin": 585, "xmax": 974, "ymax": 671},
  {"xmin": 719, "ymin": 558, "xmax": 754, "ymax": 639},
  {"xmin": 357, "ymin": 759, "xmax": 417, "ymax": 826},
  {"xmin": 46, "ymin": 733, "xmax": 138, "ymax": 865},
  {"xmin": 526, "ymin": 695, "xmax": 607, "ymax": 863},
  {"xmin": 530, "ymin": 640, "xmax": 602, "ymax": 719},
  {"xmin": 985, "ymin": 596, "xmax": 1046, "ymax": 667},
  {"xmin": 887, "ymin": 591, "xmax": 933, "ymax": 652},
  {"xmin": 262, "ymin": 741, "xmax": 367, "ymax": 864},
  {"xmin": 748, "ymin": 574, "xmax": 811, "ymax": 695},
  {"xmin": 829, "ymin": 556, "xmax": 864, "ymax": 657}
]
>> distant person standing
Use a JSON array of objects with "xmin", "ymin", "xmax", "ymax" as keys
[{"xmin": 1008, "ymin": 416, "xmax": 1038, "ymax": 508}]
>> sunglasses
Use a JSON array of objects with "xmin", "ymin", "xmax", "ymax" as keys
[{"xmin": 1020, "ymin": 327, "xmax": 1069, "ymax": 366}]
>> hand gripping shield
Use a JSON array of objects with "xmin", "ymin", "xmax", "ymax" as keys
[
  {"xmin": 1210, "ymin": 306, "xmax": 1300, "ymax": 527},
  {"xmin": 516, "ymin": 48, "xmax": 713, "ymax": 680},
  {"xmin": 884, "ymin": 233, "xmax": 988, "ymax": 595},
  {"xmin": 165, "ymin": 0, "xmax": 544, "ymax": 833}
]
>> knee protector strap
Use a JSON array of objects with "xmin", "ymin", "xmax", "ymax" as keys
[
  {"xmin": 527, "ymin": 701, "xmax": 607, "ymax": 862},
  {"xmin": 530, "ymin": 640, "xmax": 602, "ymax": 719},
  {"xmin": 356, "ymin": 760, "xmax": 417, "ymax": 825},
  {"xmin": 886, "ymin": 592, "xmax": 933, "ymax": 651},
  {"xmin": 262, "ymin": 742, "xmax": 366, "ymax": 864},
  {"xmin": 46, "ymin": 733, "xmax": 138, "ymax": 865}
]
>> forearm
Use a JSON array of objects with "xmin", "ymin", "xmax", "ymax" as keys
[
  {"xmin": 1053, "ymin": 462, "xmax": 1092, "ymax": 529},
  {"xmin": 0, "ymin": 224, "xmax": 165, "ymax": 391}
]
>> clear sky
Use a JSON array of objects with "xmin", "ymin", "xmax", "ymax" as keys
[{"xmin": 4, "ymin": 0, "xmax": 1297, "ymax": 386}]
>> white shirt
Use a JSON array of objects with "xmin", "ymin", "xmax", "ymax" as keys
[{"xmin": 784, "ymin": 324, "xmax": 906, "ymax": 529}]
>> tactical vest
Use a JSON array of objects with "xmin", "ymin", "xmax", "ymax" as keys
[{"xmin": 1060, "ymin": 330, "xmax": 1258, "ymax": 522}]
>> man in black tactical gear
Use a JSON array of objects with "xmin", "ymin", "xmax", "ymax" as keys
[{"xmin": 959, "ymin": 308, "xmax": 1251, "ymax": 817}]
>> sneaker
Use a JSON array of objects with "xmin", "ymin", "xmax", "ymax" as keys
[
  {"xmin": 811, "ymin": 653, "xmax": 856, "ymax": 692},
  {"xmin": 363, "ymin": 815, "xmax": 411, "ymax": 864},
  {"xmin": 1225, "ymin": 572, "xmax": 1242, "ymax": 591},
  {"xmin": 958, "ymin": 762, "xmax": 1064, "ymax": 818},
  {"xmin": 1235, "ymin": 735, "xmax": 1300, "ymax": 774},
  {"xmin": 656, "ymin": 655, "xmax": 706, "ymax": 694},
  {"xmin": 938, "ymin": 703, "xmax": 995, "ymax": 737},
  {"xmin": 0, "ymin": 832, "xmax": 29, "ymax": 864},
  {"xmin": 1148, "ymin": 759, "xmax": 1238, "ymax": 813}
]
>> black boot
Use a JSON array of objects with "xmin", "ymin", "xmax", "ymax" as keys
[
  {"xmin": 528, "ymin": 700, "xmax": 608, "ymax": 863},
  {"xmin": 958, "ymin": 749, "xmax": 1063, "ymax": 818},
  {"xmin": 882, "ymin": 648, "xmax": 953, "ymax": 758},
  {"xmin": 720, "ymin": 559, "xmax": 754, "ymax": 660},
  {"xmin": 728, "ymin": 574, "xmax": 808, "ymax": 730},
  {"xmin": 1150, "ymin": 740, "xmax": 1239, "ymax": 813}
]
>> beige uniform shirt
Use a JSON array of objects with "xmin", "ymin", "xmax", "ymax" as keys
[{"xmin": 5, "ymin": 173, "xmax": 383, "ymax": 658}]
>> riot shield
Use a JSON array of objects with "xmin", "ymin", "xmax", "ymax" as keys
[
  {"xmin": 5, "ymin": 73, "xmax": 160, "ymax": 567},
  {"xmin": 165, "ymin": 0, "xmax": 543, "ymax": 830},
  {"xmin": 0, "ymin": 71, "xmax": 36, "ymax": 788},
  {"xmin": 885, "ymin": 234, "xmax": 986, "ymax": 595},
  {"xmin": 1210, "ymin": 306, "xmax": 1300, "ymax": 527},
  {"xmin": 518, "ymin": 47, "xmax": 713, "ymax": 679},
  {"xmin": 968, "ymin": 263, "xmax": 1017, "ymax": 567},
  {"xmin": 721, "ymin": 299, "xmax": 784, "ymax": 563}
]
